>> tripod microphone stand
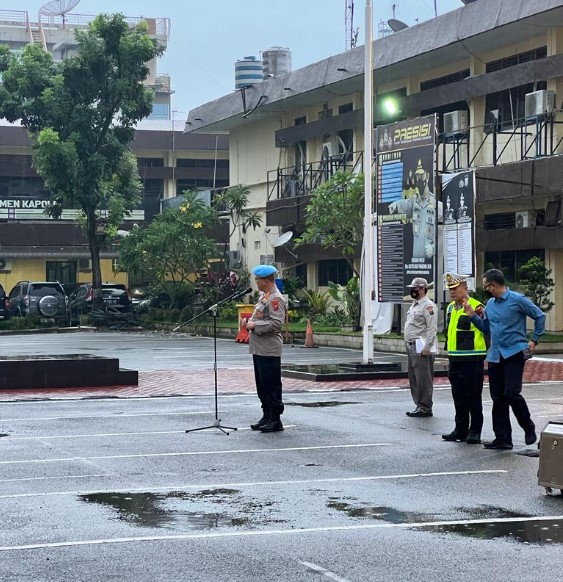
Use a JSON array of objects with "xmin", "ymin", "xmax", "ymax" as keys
[{"xmin": 173, "ymin": 287, "xmax": 252, "ymax": 435}]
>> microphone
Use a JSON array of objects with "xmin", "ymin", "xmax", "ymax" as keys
[{"xmin": 230, "ymin": 287, "xmax": 252, "ymax": 301}]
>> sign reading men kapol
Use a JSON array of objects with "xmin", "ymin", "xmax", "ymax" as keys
[{"xmin": 375, "ymin": 115, "xmax": 437, "ymax": 302}]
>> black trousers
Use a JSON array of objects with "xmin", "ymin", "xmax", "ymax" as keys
[
  {"xmin": 487, "ymin": 351, "xmax": 533, "ymax": 444},
  {"xmin": 447, "ymin": 358, "xmax": 484, "ymax": 436},
  {"xmin": 252, "ymin": 355, "xmax": 284, "ymax": 416}
]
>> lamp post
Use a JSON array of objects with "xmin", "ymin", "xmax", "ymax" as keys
[{"xmin": 362, "ymin": 0, "xmax": 374, "ymax": 364}]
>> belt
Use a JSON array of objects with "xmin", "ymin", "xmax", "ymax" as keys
[{"xmin": 406, "ymin": 341, "xmax": 415, "ymax": 345}]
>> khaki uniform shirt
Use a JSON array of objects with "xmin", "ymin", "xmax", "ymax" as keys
[
  {"xmin": 404, "ymin": 295, "xmax": 437, "ymax": 351},
  {"xmin": 249, "ymin": 288, "xmax": 286, "ymax": 357}
]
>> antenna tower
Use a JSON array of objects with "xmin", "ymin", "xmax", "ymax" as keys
[{"xmin": 345, "ymin": 0, "xmax": 358, "ymax": 50}]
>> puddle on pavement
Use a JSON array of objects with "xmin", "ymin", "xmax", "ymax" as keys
[
  {"xmin": 420, "ymin": 519, "xmax": 563, "ymax": 544},
  {"xmin": 327, "ymin": 499, "xmax": 432, "ymax": 523},
  {"xmin": 79, "ymin": 488, "xmax": 283, "ymax": 530},
  {"xmin": 286, "ymin": 401, "xmax": 358, "ymax": 408}
]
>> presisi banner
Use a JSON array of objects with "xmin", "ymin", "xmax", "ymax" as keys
[
  {"xmin": 441, "ymin": 170, "xmax": 475, "ymax": 281},
  {"xmin": 375, "ymin": 116, "xmax": 437, "ymax": 302}
]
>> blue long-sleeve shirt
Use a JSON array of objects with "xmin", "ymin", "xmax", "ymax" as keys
[{"xmin": 470, "ymin": 288, "xmax": 545, "ymax": 363}]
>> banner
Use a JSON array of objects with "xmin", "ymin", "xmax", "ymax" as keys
[
  {"xmin": 375, "ymin": 116, "xmax": 437, "ymax": 302},
  {"xmin": 441, "ymin": 170, "xmax": 475, "ymax": 281}
]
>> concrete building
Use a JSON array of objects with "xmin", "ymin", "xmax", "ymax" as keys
[
  {"xmin": 0, "ymin": 9, "xmax": 229, "ymax": 290},
  {"xmin": 185, "ymin": 0, "xmax": 563, "ymax": 331}
]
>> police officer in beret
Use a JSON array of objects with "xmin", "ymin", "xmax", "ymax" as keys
[
  {"xmin": 443, "ymin": 274, "xmax": 487, "ymax": 444},
  {"xmin": 241, "ymin": 265, "xmax": 287, "ymax": 433}
]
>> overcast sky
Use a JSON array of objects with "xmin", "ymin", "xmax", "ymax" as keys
[{"xmin": 21, "ymin": 0, "xmax": 464, "ymax": 116}]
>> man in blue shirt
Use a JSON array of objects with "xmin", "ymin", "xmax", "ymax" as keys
[{"xmin": 463, "ymin": 268, "xmax": 545, "ymax": 450}]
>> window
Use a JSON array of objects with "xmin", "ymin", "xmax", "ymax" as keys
[
  {"xmin": 420, "ymin": 69, "xmax": 471, "ymax": 92},
  {"xmin": 137, "ymin": 158, "xmax": 164, "ymax": 167},
  {"xmin": 318, "ymin": 259, "xmax": 353, "ymax": 286},
  {"xmin": 486, "ymin": 47, "xmax": 547, "ymax": 73},
  {"xmin": 338, "ymin": 103, "xmax": 353, "ymax": 115},
  {"xmin": 483, "ymin": 249, "xmax": 544, "ymax": 283},
  {"xmin": 46, "ymin": 262, "xmax": 76, "ymax": 285},
  {"xmin": 148, "ymin": 103, "xmax": 170, "ymax": 120},
  {"xmin": 485, "ymin": 81, "xmax": 547, "ymax": 128},
  {"xmin": 176, "ymin": 159, "xmax": 229, "ymax": 168}
]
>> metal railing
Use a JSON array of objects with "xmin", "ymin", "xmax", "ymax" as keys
[
  {"xmin": 267, "ymin": 151, "xmax": 363, "ymax": 201},
  {"xmin": 439, "ymin": 112, "xmax": 563, "ymax": 172},
  {"xmin": 0, "ymin": 10, "xmax": 29, "ymax": 26}
]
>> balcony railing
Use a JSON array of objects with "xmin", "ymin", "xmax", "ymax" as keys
[
  {"xmin": 439, "ymin": 112, "xmax": 563, "ymax": 173},
  {"xmin": 267, "ymin": 151, "xmax": 363, "ymax": 201}
]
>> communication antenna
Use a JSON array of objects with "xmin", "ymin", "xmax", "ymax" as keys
[
  {"xmin": 39, "ymin": 0, "xmax": 81, "ymax": 28},
  {"xmin": 272, "ymin": 231, "xmax": 297, "ymax": 258},
  {"xmin": 345, "ymin": 0, "xmax": 359, "ymax": 50}
]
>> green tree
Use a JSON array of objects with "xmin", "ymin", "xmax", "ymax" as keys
[
  {"xmin": 117, "ymin": 191, "xmax": 218, "ymax": 307},
  {"xmin": 0, "ymin": 14, "xmax": 164, "ymax": 308},
  {"xmin": 518, "ymin": 256, "xmax": 555, "ymax": 313},
  {"xmin": 295, "ymin": 171, "xmax": 364, "ymax": 276}
]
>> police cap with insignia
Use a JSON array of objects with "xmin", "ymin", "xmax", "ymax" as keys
[
  {"xmin": 252, "ymin": 264, "xmax": 278, "ymax": 278},
  {"xmin": 445, "ymin": 273, "xmax": 467, "ymax": 289},
  {"xmin": 406, "ymin": 277, "xmax": 429, "ymax": 289}
]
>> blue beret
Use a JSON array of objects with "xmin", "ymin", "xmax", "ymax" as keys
[{"xmin": 252, "ymin": 265, "xmax": 278, "ymax": 277}]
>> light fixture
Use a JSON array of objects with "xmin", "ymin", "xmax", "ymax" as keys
[
  {"xmin": 283, "ymin": 87, "xmax": 292, "ymax": 91},
  {"xmin": 337, "ymin": 67, "xmax": 348, "ymax": 72},
  {"xmin": 382, "ymin": 97, "xmax": 400, "ymax": 116}
]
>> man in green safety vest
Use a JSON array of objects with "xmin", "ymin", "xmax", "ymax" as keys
[{"xmin": 442, "ymin": 274, "xmax": 488, "ymax": 444}]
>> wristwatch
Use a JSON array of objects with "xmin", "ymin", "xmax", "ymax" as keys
[{"xmin": 531, "ymin": 339, "xmax": 539, "ymax": 346}]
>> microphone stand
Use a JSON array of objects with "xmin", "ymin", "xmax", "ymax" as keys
[{"xmin": 174, "ymin": 287, "xmax": 252, "ymax": 435}]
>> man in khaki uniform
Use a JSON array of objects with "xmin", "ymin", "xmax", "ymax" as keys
[
  {"xmin": 241, "ymin": 264, "xmax": 287, "ymax": 433},
  {"xmin": 404, "ymin": 277, "xmax": 437, "ymax": 417}
]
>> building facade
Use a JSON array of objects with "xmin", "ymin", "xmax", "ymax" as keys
[
  {"xmin": 185, "ymin": 0, "xmax": 563, "ymax": 331},
  {"xmin": 0, "ymin": 9, "xmax": 229, "ymax": 291}
]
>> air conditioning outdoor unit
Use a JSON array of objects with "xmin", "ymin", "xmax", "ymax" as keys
[
  {"xmin": 443, "ymin": 110, "xmax": 469, "ymax": 134},
  {"xmin": 525, "ymin": 90, "xmax": 555, "ymax": 117},
  {"xmin": 226, "ymin": 250, "xmax": 241, "ymax": 268},
  {"xmin": 322, "ymin": 140, "xmax": 340, "ymax": 158},
  {"xmin": 0, "ymin": 258, "xmax": 13, "ymax": 272},
  {"xmin": 515, "ymin": 210, "xmax": 535, "ymax": 228},
  {"xmin": 78, "ymin": 258, "xmax": 92, "ymax": 271}
]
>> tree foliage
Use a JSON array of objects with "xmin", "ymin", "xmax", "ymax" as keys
[
  {"xmin": 295, "ymin": 171, "xmax": 364, "ymax": 275},
  {"xmin": 117, "ymin": 190, "xmax": 218, "ymax": 306},
  {"xmin": 0, "ymin": 14, "xmax": 164, "ymax": 307},
  {"xmin": 518, "ymin": 256, "xmax": 555, "ymax": 313}
]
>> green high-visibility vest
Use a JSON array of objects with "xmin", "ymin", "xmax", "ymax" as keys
[{"xmin": 446, "ymin": 296, "xmax": 487, "ymax": 358}]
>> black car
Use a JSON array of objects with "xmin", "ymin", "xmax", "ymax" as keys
[
  {"xmin": 0, "ymin": 283, "xmax": 6, "ymax": 321},
  {"xmin": 68, "ymin": 283, "xmax": 132, "ymax": 323},
  {"xmin": 6, "ymin": 281, "xmax": 69, "ymax": 325}
]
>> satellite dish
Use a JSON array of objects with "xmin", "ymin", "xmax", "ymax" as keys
[
  {"xmin": 272, "ymin": 231, "xmax": 293, "ymax": 248},
  {"xmin": 39, "ymin": 0, "xmax": 81, "ymax": 26},
  {"xmin": 388, "ymin": 19, "xmax": 409, "ymax": 32},
  {"xmin": 460, "ymin": 0, "xmax": 478, "ymax": 4}
]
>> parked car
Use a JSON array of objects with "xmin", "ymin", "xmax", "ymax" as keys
[
  {"xmin": 6, "ymin": 281, "xmax": 69, "ymax": 325},
  {"xmin": 129, "ymin": 283, "xmax": 150, "ymax": 310},
  {"xmin": 0, "ymin": 283, "xmax": 6, "ymax": 321},
  {"xmin": 68, "ymin": 283, "xmax": 132, "ymax": 323}
]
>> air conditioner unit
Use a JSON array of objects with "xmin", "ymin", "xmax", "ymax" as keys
[
  {"xmin": 226, "ymin": 250, "xmax": 241, "ymax": 268},
  {"xmin": 78, "ymin": 258, "xmax": 92, "ymax": 271},
  {"xmin": 525, "ymin": 90, "xmax": 555, "ymax": 117},
  {"xmin": 322, "ymin": 140, "xmax": 340, "ymax": 158},
  {"xmin": 443, "ymin": 111, "xmax": 469, "ymax": 134},
  {"xmin": 0, "ymin": 258, "xmax": 13, "ymax": 272},
  {"xmin": 515, "ymin": 210, "xmax": 535, "ymax": 228}
]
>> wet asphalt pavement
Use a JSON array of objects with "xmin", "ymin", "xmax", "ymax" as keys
[{"xmin": 0, "ymin": 331, "xmax": 562, "ymax": 581}]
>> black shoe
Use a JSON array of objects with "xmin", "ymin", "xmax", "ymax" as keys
[
  {"xmin": 442, "ymin": 432, "xmax": 467, "ymax": 442},
  {"xmin": 525, "ymin": 424, "xmax": 537, "ymax": 446},
  {"xmin": 483, "ymin": 440, "xmax": 513, "ymax": 450},
  {"xmin": 406, "ymin": 410, "xmax": 433, "ymax": 418},
  {"xmin": 250, "ymin": 414, "xmax": 269, "ymax": 431},
  {"xmin": 260, "ymin": 419, "xmax": 284, "ymax": 433},
  {"xmin": 466, "ymin": 433, "xmax": 481, "ymax": 444}
]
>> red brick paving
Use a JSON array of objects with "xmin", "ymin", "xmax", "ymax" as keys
[{"xmin": 0, "ymin": 359, "xmax": 560, "ymax": 402}]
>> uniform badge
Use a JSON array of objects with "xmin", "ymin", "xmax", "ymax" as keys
[
  {"xmin": 426, "ymin": 306, "xmax": 434, "ymax": 315},
  {"xmin": 271, "ymin": 299, "xmax": 280, "ymax": 311}
]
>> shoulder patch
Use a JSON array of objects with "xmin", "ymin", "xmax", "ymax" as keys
[
  {"xmin": 271, "ymin": 299, "xmax": 280, "ymax": 311},
  {"xmin": 426, "ymin": 305, "xmax": 434, "ymax": 315}
]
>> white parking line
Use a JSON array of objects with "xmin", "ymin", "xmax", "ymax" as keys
[
  {"xmin": 0, "ymin": 411, "xmax": 212, "ymax": 422},
  {"xmin": 300, "ymin": 561, "xmax": 350, "ymax": 582},
  {"xmin": 0, "ymin": 470, "xmax": 507, "ymax": 499},
  {"xmin": 0, "ymin": 514, "xmax": 560, "ymax": 552},
  {"xmin": 0, "ymin": 442, "xmax": 391, "ymax": 465}
]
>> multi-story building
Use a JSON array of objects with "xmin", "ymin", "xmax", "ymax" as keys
[
  {"xmin": 0, "ymin": 9, "xmax": 229, "ymax": 290},
  {"xmin": 185, "ymin": 0, "xmax": 563, "ymax": 331}
]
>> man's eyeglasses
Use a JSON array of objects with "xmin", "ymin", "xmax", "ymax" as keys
[{"xmin": 483, "ymin": 282, "xmax": 494, "ymax": 290}]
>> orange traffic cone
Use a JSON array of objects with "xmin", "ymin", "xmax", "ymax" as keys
[{"xmin": 304, "ymin": 319, "xmax": 315, "ymax": 348}]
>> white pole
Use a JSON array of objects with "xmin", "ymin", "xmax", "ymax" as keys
[{"xmin": 362, "ymin": 0, "xmax": 374, "ymax": 364}]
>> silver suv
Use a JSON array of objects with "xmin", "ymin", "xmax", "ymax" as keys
[{"xmin": 6, "ymin": 281, "xmax": 69, "ymax": 325}]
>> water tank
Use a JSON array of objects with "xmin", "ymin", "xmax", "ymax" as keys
[
  {"xmin": 235, "ymin": 56, "xmax": 264, "ymax": 90},
  {"xmin": 262, "ymin": 47, "xmax": 292, "ymax": 79}
]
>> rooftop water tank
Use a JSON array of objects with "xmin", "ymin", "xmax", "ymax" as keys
[
  {"xmin": 235, "ymin": 56, "xmax": 264, "ymax": 90},
  {"xmin": 262, "ymin": 46, "xmax": 292, "ymax": 79}
]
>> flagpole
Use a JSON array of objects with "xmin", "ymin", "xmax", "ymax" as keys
[{"xmin": 362, "ymin": 0, "xmax": 374, "ymax": 364}]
